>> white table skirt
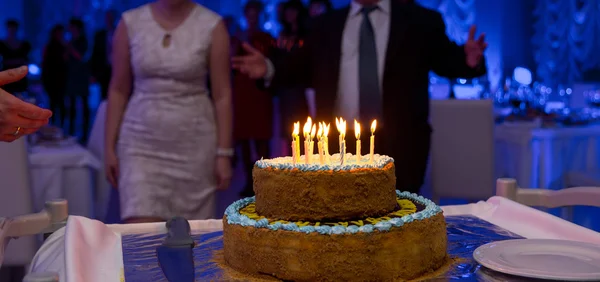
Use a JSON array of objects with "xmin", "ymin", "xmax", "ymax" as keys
[
  {"xmin": 27, "ymin": 196, "xmax": 600, "ymax": 282},
  {"xmin": 495, "ymin": 123, "xmax": 600, "ymax": 189},
  {"xmin": 29, "ymin": 145, "xmax": 102, "ymax": 218}
]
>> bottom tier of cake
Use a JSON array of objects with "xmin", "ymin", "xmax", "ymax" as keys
[{"xmin": 222, "ymin": 192, "xmax": 448, "ymax": 281}]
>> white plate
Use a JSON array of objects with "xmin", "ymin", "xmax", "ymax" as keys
[{"xmin": 474, "ymin": 239, "xmax": 600, "ymax": 281}]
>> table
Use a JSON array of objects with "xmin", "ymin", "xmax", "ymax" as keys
[
  {"xmin": 495, "ymin": 123, "xmax": 600, "ymax": 189},
  {"xmin": 27, "ymin": 197, "xmax": 600, "ymax": 282},
  {"xmin": 29, "ymin": 144, "xmax": 102, "ymax": 219}
]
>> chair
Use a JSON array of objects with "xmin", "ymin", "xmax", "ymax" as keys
[
  {"xmin": 496, "ymin": 178, "xmax": 600, "ymax": 208},
  {"xmin": 0, "ymin": 139, "xmax": 37, "ymax": 265},
  {"xmin": 87, "ymin": 101, "xmax": 111, "ymax": 221},
  {"xmin": 430, "ymin": 99, "xmax": 495, "ymax": 203}
]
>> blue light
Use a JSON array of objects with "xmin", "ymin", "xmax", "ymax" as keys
[
  {"xmin": 513, "ymin": 67, "xmax": 532, "ymax": 85},
  {"xmin": 28, "ymin": 64, "xmax": 40, "ymax": 76},
  {"xmin": 264, "ymin": 22, "xmax": 273, "ymax": 30},
  {"xmin": 458, "ymin": 78, "xmax": 467, "ymax": 84}
]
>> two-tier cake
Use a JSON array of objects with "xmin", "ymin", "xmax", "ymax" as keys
[{"xmin": 222, "ymin": 153, "xmax": 448, "ymax": 281}]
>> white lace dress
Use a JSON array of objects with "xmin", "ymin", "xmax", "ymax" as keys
[{"xmin": 117, "ymin": 4, "xmax": 221, "ymax": 220}]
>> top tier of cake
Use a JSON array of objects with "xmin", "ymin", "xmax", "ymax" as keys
[{"xmin": 252, "ymin": 154, "xmax": 397, "ymax": 222}]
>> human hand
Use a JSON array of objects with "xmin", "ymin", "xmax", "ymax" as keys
[
  {"xmin": 215, "ymin": 156, "xmax": 232, "ymax": 190},
  {"xmin": 0, "ymin": 66, "xmax": 52, "ymax": 142},
  {"xmin": 464, "ymin": 25, "xmax": 488, "ymax": 68},
  {"xmin": 231, "ymin": 42, "xmax": 268, "ymax": 79},
  {"xmin": 105, "ymin": 150, "xmax": 119, "ymax": 188}
]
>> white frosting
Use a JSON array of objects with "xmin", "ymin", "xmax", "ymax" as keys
[{"xmin": 255, "ymin": 153, "xmax": 393, "ymax": 171}]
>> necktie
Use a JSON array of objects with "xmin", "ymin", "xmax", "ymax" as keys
[{"xmin": 359, "ymin": 5, "xmax": 381, "ymax": 122}]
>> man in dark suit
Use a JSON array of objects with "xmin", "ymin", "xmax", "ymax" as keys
[
  {"xmin": 90, "ymin": 10, "xmax": 117, "ymax": 101},
  {"xmin": 233, "ymin": 0, "xmax": 487, "ymax": 194}
]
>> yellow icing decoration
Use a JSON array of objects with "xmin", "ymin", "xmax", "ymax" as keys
[{"xmin": 238, "ymin": 198, "xmax": 417, "ymax": 227}]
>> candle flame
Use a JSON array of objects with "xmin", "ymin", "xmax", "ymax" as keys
[
  {"xmin": 336, "ymin": 118, "xmax": 346, "ymax": 137},
  {"xmin": 303, "ymin": 117, "xmax": 312, "ymax": 137},
  {"xmin": 293, "ymin": 122, "xmax": 299, "ymax": 137},
  {"xmin": 355, "ymin": 120, "xmax": 361, "ymax": 139},
  {"xmin": 324, "ymin": 123, "xmax": 330, "ymax": 137},
  {"xmin": 310, "ymin": 124, "xmax": 317, "ymax": 139},
  {"xmin": 317, "ymin": 123, "xmax": 324, "ymax": 138},
  {"xmin": 371, "ymin": 120, "xmax": 377, "ymax": 135}
]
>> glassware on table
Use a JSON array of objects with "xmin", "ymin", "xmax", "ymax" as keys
[{"xmin": 584, "ymin": 89, "xmax": 600, "ymax": 108}]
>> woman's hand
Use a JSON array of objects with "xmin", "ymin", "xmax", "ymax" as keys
[
  {"xmin": 105, "ymin": 150, "xmax": 119, "ymax": 188},
  {"xmin": 215, "ymin": 156, "xmax": 232, "ymax": 190},
  {"xmin": 0, "ymin": 66, "xmax": 52, "ymax": 142}
]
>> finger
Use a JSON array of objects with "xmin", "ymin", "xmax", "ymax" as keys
[
  {"xmin": 0, "ymin": 134, "xmax": 19, "ymax": 142},
  {"xmin": 108, "ymin": 168, "xmax": 118, "ymax": 188},
  {"xmin": 241, "ymin": 42, "xmax": 260, "ymax": 55},
  {"xmin": 0, "ymin": 66, "xmax": 28, "ymax": 86},
  {"xmin": 477, "ymin": 33, "xmax": 486, "ymax": 44},
  {"xmin": 231, "ymin": 56, "xmax": 247, "ymax": 64},
  {"xmin": 231, "ymin": 61, "xmax": 244, "ymax": 70},
  {"xmin": 13, "ymin": 100, "xmax": 53, "ymax": 120},
  {"xmin": 0, "ymin": 126, "xmax": 37, "ymax": 136},
  {"xmin": 3, "ymin": 113, "xmax": 49, "ymax": 129},
  {"xmin": 468, "ymin": 25, "xmax": 476, "ymax": 41},
  {"xmin": 481, "ymin": 42, "xmax": 489, "ymax": 51}
]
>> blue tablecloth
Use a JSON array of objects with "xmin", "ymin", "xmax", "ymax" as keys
[{"xmin": 122, "ymin": 215, "xmax": 526, "ymax": 281}]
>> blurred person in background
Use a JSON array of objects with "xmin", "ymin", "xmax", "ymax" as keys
[
  {"xmin": 0, "ymin": 19, "xmax": 31, "ymax": 94},
  {"xmin": 0, "ymin": 67, "xmax": 53, "ymax": 142},
  {"xmin": 65, "ymin": 18, "xmax": 90, "ymax": 142},
  {"xmin": 42, "ymin": 25, "xmax": 68, "ymax": 127},
  {"xmin": 91, "ymin": 9, "xmax": 119, "ymax": 101},
  {"xmin": 233, "ymin": 0, "xmax": 488, "ymax": 194},
  {"xmin": 274, "ymin": 0, "xmax": 309, "ymax": 156},
  {"xmin": 232, "ymin": 0, "xmax": 274, "ymax": 197},
  {"xmin": 105, "ymin": 0, "xmax": 233, "ymax": 223},
  {"xmin": 308, "ymin": 0, "xmax": 333, "ymax": 17}
]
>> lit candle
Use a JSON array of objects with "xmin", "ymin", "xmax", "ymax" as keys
[
  {"xmin": 355, "ymin": 120, "xmax": 361, "ymax": 162},
  {"xmin": 323, "ymin": 123, "xmax": 331, "ymax": 164},
  {"xmin": 294, "ymin": 122, "xmax": 301, "ymax": 161},
  {"xmin": 370, "ymin": 120, "xmax": 377, "ymax": 164},
  {"xmin": 310, "ymin": 124, "xmax": 316, "ymax": 159},
  {"xmin": 303, "ymin": 117, "xmax": 312, "ymax": 164},
  {"xmin": 336, "ymin": 118, "xmax": 346, "ymax": 165},
  {"xmin": 292, "ymin": 122, "xmax": 299, "ymax": 165},
  {"xmin": 317, "ymin": 124, "xmax": 324, "ymax": 164}
]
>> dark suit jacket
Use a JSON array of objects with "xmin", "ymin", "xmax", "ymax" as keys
[{"xmin": 271, "ymin": 2, "xmax": 486, "ymax": 192}]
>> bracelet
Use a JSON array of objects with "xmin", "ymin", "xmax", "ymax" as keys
[{"xmin": 216, "ymin": 148, "xmax": 235, "ymax": 157}]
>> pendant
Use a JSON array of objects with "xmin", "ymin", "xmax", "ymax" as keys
[{"xmin": 162, "ymin": 33, "xmax": 171, "ymax": 48}]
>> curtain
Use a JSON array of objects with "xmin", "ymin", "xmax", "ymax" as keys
[{"xmin": 533, "ymin": 0, "xmax": 600, "ymax": 85}]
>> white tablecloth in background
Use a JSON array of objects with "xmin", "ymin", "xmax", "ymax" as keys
[
  {"xmin": 495, "ymin": 123, "xmax": 600, "ymax": 189},
  {"xmin": 27, "ymin": 196, "xmax": 600, "ymax": 282},
  {"xmin": 29, "ymin": 145, "xmax": 102, "ymax": 218}
]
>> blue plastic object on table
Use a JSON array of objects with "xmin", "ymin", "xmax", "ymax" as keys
[{"xmin": 122, "ymin": 215, "xmax": 531, "ymax": 281}]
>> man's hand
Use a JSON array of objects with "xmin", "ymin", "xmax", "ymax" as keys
[
  {"xmin": 231, "ymin": 42, "xmax": 268, "ymax": 79},
  {"xmin": 464, "ymin": 25, "xmax": 488, "ymax": 69},
  {"xmin": 0, "ymin": 66, "xmax": 52, "ymax": 142}
]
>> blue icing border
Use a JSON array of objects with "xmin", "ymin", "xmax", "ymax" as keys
[
  {"xmin": 254, "ymin": 153, "xmax": 394, "ymax": 171},
  {"xmin": 224, "ymin": 191, "xmax": 442, "ymax": 235}
]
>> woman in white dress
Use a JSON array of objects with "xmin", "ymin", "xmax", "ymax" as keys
[{"xmin": 104, "ymin": 0, "xmax": 233, "ymax": 223}]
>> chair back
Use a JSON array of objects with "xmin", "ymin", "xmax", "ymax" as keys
[
  {"xmin": 87, "ymin": 100, "xmax": 110, "ymax": 220},
  {"xmin": 496, "ymin": 178, "xmax": 600, "ymax": 208},
  {"xmin": 430, "ymin": 99, "xmax": 495, "ymax": 202},
  {"xmin": 0, "ymin": 138, "xmax": 37, "ymax": 265}
]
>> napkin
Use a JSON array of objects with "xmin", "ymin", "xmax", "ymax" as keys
[{"xmin": 0, "ymin": 217, "xmax": 12, "ymax": 267}]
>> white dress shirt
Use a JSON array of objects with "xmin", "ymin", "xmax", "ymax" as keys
[
  {"xmin": 264, "ymin": 0, "xmax": 391, "ymax": 121},
  {"xmin": 337, "ymin": 0, "xmax": 390, "ymax": 121}
]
